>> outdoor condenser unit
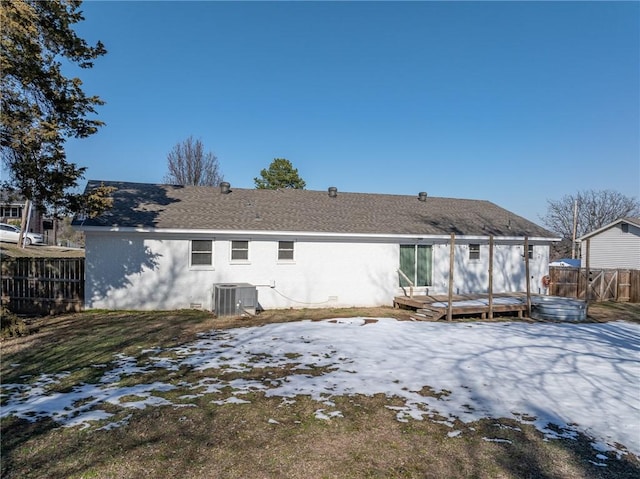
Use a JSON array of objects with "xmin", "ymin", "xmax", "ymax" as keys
[{"xmin": 213, "ymin": 283, "xmax": 257, "ymax": 317}]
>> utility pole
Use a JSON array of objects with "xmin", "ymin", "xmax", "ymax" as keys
[
  {"xmin": 18, "ymin": 199, "xmax": 31, "ymax": 248},
  {"xmin": 571, "ymin": 199, "xmax": 578, "ymax": 259}
]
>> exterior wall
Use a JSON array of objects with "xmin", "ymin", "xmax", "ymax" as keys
[
  {"xmin": 83, "ymin": 231, "xmax": 551, "ymax": 311},
  {"xmin": 0, "ymin": 204, "xmax": 24, "ymax": 223},
  {"xmin": 430, "ymin": 240, "xmax": 550, "ymax": 296},
  {"xmin": 0, "ymin": 202, "xmax": 45, "ymax": 234},
  {"xmin": 581, "ymin": 223, "xmax": 640, "ymax": 269}
]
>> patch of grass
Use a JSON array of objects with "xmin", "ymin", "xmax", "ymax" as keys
[
  {"xmin": 11, "ymin": 394, "xmax": 630, "ymax": 479},
  {"xmin": 2, "ymin": 308, "xmax": 640, "ymax": 479},
  {"xmin": 588, "ymin": 302, "xmax": 640, "ymax": 323},
  {"xmin": 0, "ymin": 243, "xmax": 84, "ymax": 258},
  {"xmin": 0, "ymin": 307, "xmax": 29, "ymax": 339},
  {"xmin": 416, "ymin": 386, "xmax": 452, "ymax": 399},
  {"xmin": 0, "ymin": 310, "xmax": 216, "ymax": 385}
]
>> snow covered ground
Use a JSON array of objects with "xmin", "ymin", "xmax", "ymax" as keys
[{"xmin": 2, "ymin": 318, "xmax": 639, "ymax": 458}]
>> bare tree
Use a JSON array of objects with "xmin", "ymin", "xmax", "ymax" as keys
[
  {"xmin": 164, "ymin": 137, "xmax": 224, "ymax": 186},
  {"xmin": 542, "ymin": 189, "xmax": 640, "ymax": 258}
]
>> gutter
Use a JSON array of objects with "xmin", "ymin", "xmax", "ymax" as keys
[{"xmin": 74, "ymin": 225, "xmax": 560, "ymax": 243}]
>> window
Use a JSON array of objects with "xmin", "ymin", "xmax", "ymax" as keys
[
  {"xmin": 191, "ymin": 240, "xmax": 213, "ymax": 267},
  {"xmin": 231, "ymin": 240, "xmax": 249, "ymax": 261},
  {"xmin": 528, "ymin": 244, "xmax": 534, "ymax": 259},
  {"xmin": 0, "ymin": 206, "xmax": 20, "ymax": 217},
  {"xmin": 469, "ymin": 244, "xmax": 480, "ymax": 260},
  {"xmin": 278, "ymin": 240, "xmax": 294, "ymax": 261},
  {"xmin": 399, "ymin": 244, "xmax": 432, "ymax": 287}
]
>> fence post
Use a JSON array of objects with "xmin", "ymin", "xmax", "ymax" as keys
[
  {"xmin": 488, "ymin": 236, "xmax": 494, "ymax": 319},
  {"xmin": 585, "ymin": 239, "xmax": 590, "ymax": 312}
]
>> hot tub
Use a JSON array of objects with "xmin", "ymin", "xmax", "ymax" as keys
[{"xmin": 530, "ymin": 295, "xmax": 588, "ymax": 322}]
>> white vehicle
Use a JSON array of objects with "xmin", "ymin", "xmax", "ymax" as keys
[{"xmin": 0, "ymin": 223, "xmax": 44, "ymax": 246}]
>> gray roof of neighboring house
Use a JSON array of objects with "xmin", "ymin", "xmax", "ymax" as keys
[
  {"xmin": 73, "ymin": 180, "xmax": 557, "ymax": 238},
  {"xmin": 0, "ymin": 189, "xmax": 25, "ymax": 204},
  {"xmin": 578, "ymin": 217, "xmax": 640, "ymax": 241}
]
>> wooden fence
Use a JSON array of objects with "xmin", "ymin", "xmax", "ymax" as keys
[
  {"xmin": 1, "ymin": 257, "xmax": 84, "ymax": 314},
  {"xmin": 549, "ymin": 267, "xmax": 640, "ymax": 303}
]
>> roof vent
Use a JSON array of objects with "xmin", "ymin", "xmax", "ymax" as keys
[
  {"xmin": 220, "ymin": 182, "xmax": 231, "ymax": 194},
  {"xmin": 418, "ymin": 191, "xmax": 428, "ymax": 202},
  {"xmin": 328, "ymin": 186, "xmax": 338, "ymax": 198}
]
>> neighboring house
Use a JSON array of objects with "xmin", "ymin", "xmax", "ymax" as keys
[
  {"xmin": 578, "ymin": 218, "xmax": 640, "ymax": 270},
  {"xmin": 73, "ymin": 181, "xmax": 559, "ymax": 312},
  {"xmin": 0, "ymin": 190, "xmax": 46, "ymax": 235},
  {"xmin": 549, "ymin": 258, "xmax": 581, "ymax": 268}
]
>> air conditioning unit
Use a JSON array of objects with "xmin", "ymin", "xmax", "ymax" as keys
[{"xmin": 213, "ymin": 283, "xmax": 257, "ymax": 317}]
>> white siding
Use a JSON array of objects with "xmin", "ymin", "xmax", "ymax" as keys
[
  {"xmin": 84, "ymin": 232, "xmax": 551, "ymax": 311},
  {"xmin": 581, "ymin": 223, "xmax": 640, "ymax": 269},
  {"xmin": 430, "ymin": 241, "xmax": 549, "ymax": 296}
]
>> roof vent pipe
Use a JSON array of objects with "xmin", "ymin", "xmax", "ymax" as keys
[
  {"xmin": 328, "ymin": 186, "xmax": 338, "ymax": 198},
  {"xmin": 418, "ymin": 191, "xmax": 428, "ymax": 202},
  {"xmin": 220, "ymin": 182, "xmax": 231, "ymax": 194}
]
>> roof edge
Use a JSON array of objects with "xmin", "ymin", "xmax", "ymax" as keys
[
  {"xmin": 74, "ymin": 225, "xmax": 559, "ymax": 242},
  {"xmin": 578, "ymin": 217, "xmax": 640, "ymax": 241}
]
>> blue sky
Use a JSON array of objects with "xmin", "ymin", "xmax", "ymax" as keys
[{"xmin": 62, "ymin": 1, "xmax": 639, "ymax": 224}]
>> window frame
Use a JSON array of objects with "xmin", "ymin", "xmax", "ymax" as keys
[
  {"xmin": 230, "ymin": 240, "xmax": 250, "ymax": 262},
  {"xmin": 469, "ymin": 243, "xmax": 480, "ymax": 261},
  {"xmin": 0, "ymin": 206, "xmax": 22, "ymax": 217},
  {"xmin": 277, "ymin": 240, "xmax": 295, "ymax": 262},
  {"xmin": 399, "ymin": 244, "xmax": 432, "ymax": 287},
  {"xmin": 527, "ymin": 244, "xmax": 534, "ymax": 260},
  {"xmin": 190, "ymin": 239, "xmax": 214, "ymax": 270}
]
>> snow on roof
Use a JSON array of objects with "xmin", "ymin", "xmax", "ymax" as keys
[
  {"xmin": 2, "ymin": 318, "xmax": 637, "ymax": 457},
  {"xmin": 550, "ymin": 258, "xmax": 581, "ymax": 267}
]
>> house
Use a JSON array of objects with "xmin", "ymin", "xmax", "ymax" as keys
[
  {"xmin": 72, "ymin": 181, "xmax": 559, "ymax": 312},
  {"xmin": 578, "ymin": 218, "xmax": 640, "ymax": 270},
  {"xmin": 0, "ymin": 190, "xmax": 46, "ymax": 234}
]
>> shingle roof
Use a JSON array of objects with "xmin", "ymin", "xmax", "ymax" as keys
[
  {"xmin": 74, "ymin": 180, "xmax": 556, "ymax": 238},
  {"xmin": 0, "ymin": 189, "xmax": 25, "ymax": 204},
  {"xmin": 578, "ymin": 217, "xmax": 640, "ymax": 240}
]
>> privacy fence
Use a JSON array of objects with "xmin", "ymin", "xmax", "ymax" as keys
[
  {"xmin": 1, "ymin": 257, "xmax": 84, "ymax": 314},
  {"xmin": 1, "ymin": 259, "xmax": 637, "ymax": 315},
  {"xmin": 548, "ymin": 266, "xmax": 640, "ymax": 303}
]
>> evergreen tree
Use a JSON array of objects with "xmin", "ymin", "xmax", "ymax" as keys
[
  {"xmin": 1, "ymin": 0, "xmax": 106, "ymax": 214},
  {"xmin": 254, "ymin": 158, "xmax": 306, "ymax": 190}
]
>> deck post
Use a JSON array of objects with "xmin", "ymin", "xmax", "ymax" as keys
[
  {"xmin": 488, "ymin": 236, "xmax": 494, "ymax": 319},
  {"xmin": 525, "ymin": 236, "xmax": 531, "ymax": 317},
  {"xmin": 448, "ymin": 232, "xmax": 455, "ymax": 321}
]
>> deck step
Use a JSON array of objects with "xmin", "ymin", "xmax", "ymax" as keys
[{"xmin": 411, "ymin": 307, "xmax": 446, "ymax": 321}]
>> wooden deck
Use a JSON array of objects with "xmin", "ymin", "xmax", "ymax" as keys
[{"xmin": 393, "ymin": 293, "xmax": 530, "ymax": 321}]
